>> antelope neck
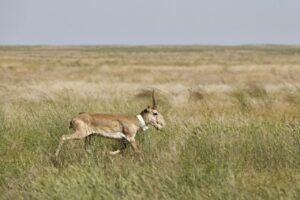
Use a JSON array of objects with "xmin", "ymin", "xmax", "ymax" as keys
[{"xmin": 136, "ymin": 114, "xmax": 149, "ymax": 131}]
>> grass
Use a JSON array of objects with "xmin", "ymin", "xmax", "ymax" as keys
[{"xmin": 0, "ymin": 45, "xmax": 300, "ymax": 199}]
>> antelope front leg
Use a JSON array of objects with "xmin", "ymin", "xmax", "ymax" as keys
[
  {"xmin": 128, "ymin": 138, "xmax": 141, "ymax": 154},
  {"xmin": 128, "ymin": 137, "xmax": 143, "ymax": 162}
]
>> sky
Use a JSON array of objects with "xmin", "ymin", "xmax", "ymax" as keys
[{"xmin": 0, "ymin": 0, "xmax": 300, "ymax": 45}]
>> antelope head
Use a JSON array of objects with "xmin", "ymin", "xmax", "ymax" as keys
[{"xmin": 139, "ymin": 91, "xmax": 165, "ymax": 130}]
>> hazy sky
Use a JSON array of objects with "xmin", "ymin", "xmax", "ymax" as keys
[{"xmin": 0, "ymin": 0, "xmax": 299, "ymax": 45}]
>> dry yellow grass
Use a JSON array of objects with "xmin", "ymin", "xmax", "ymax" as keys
[{"xmin": 1, "ymin": 45, "xmax": 300, "ymax": 105}]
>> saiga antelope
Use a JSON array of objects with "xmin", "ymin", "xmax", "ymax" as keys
[{"xmin": 55, "ymin": 91, "xmax": 165, "ymax": 158}]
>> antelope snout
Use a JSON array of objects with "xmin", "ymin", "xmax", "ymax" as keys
[{"xmin": 154, "ymin": 122, "xmax": 165, "ymax": 130}]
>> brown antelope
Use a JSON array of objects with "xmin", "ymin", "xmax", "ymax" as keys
[{"xmin": 55, "ymin": 91, "xmax": 165, "ymax": 158}]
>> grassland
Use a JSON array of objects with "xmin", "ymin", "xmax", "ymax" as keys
[{"xmin": 0, "ymin": 45, "xmax": 300, "ymax": 199}]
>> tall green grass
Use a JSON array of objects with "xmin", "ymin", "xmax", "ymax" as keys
[{"xmin": 1, "ymin": 92, "xmax": 300, "ymax": 199}]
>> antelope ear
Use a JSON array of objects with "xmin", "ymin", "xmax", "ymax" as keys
[{"xmin": 145, "ymin": 106, "xmax": 151, "ymax": 112}]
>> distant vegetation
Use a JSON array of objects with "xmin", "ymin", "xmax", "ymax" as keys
[{"xmin": 0, "ymin": 45, "xmax": 300, "ymax": 199}]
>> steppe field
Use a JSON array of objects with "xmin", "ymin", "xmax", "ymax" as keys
[{"xmin": 1, "ymin": 45, "xmax": 300, "ymax": 199}]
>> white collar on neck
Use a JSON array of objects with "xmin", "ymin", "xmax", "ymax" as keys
[{"xmin": 136, "ymin": 114, "xmax": 149, "ymax": 131}]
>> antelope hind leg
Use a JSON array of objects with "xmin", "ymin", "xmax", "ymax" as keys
[
  {"xmin": 55, "ymin": 131, "xmax": 86, "ymax": 158},
  {"xmin": 109, "ymin": 139, "xmax": 128, "ymax": 155},
  {"xmin": 84, "ymin": 134, "xmax": 93, "ymax": 149}
]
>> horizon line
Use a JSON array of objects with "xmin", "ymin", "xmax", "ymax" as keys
[{"xmin": 1, "ymin": 43, "xmax": 300, "ymax": 47}]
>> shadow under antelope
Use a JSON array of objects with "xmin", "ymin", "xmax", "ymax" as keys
[{"xmin": 55, "ymin": 91, "xmax": 165, "ymax": 158}]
